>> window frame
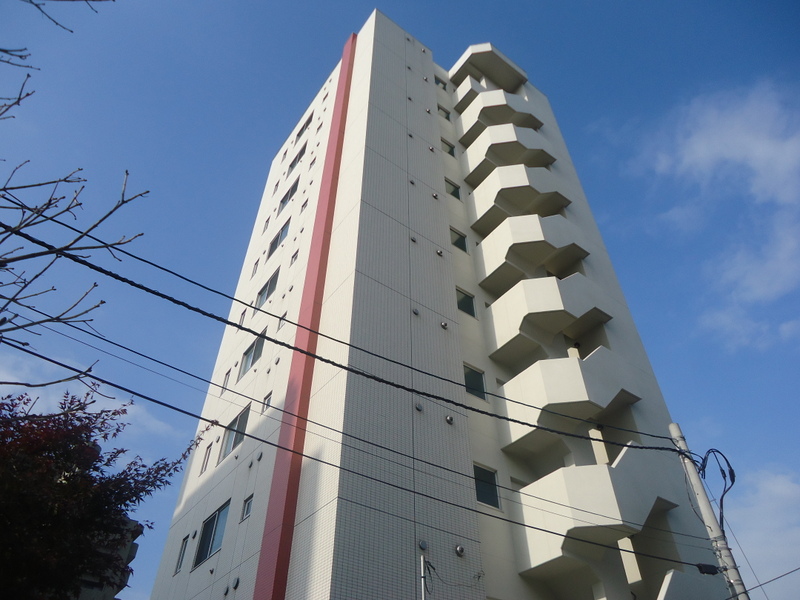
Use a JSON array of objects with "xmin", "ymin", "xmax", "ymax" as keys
[
  {"xmin": 464, "ymin": 364, "xmax": 486, "ymax": 400},
  {"xmin": 256, "ymin": 268, "xmax": 280, "ymax": 309},
  {"xmin": 219, "ymin": 405, "xmax": 250, "ymax": 462},
  {"xmin": 437, "ymin": 105, "xmax": 450, "ymax": 121},
  {"xmin": 456, "ymin": 288, "xmax": 476, "ymax": 317},
  {"xmin": 241, "ymin": 494, "xmax": 254, "ymax": 521},
  {"xmin": 174, "ymin": 535, "xmax": 189, "ymax": 574},
  {"xmin": 473, "ymin": 464, "xmax": 500, "ymax": 508},
  {"xmin": 268, "ymin": 219, "xmax": 291, "ymax": 258},
  {"xmin": 193, "ymin": 501, "xmax": 230, "ymax": 568},
  {"xmin": 278, "ymin": 178, "xmax": 299, "ymax": 214},
  {"xmin": 445, "ymin": 179, "xmax": 461, "ymax": 199},
  {"xmin": 434, "ymin": 76, "xmax": 447, "ymax": 91},
  {"xmin": 450, "ymin": 228, "xmax": 468, "ymax": 253},
  {"xmin": 441, "ymin": 138, "xmax": 455, "ymax": 156},
  {"xmin": 287, "ymin": 143, "xmax": 306, "ymax": 175},
  {"xmin": 199, "ymin": 443, "xmax": 213, "ymax": 475},
  {"xmin": 238, "ymin": 334, "xmax": 265, "ymax": 380}
]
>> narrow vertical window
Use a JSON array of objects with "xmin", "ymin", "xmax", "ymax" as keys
[
  {"xmin": 473, "ymin": 465, "xmax": 500, "ymax": 508},
  {"xmin": 263, "ymin": 217, "xmax": 270, "ymax": 232},
  {"xmin": 238, "ymin": 334, "xmax": 265, "ymax": 380},
  {"xmin": 199, "ymin": 443, "xmax": 213, "ymax": 475},
  {"xmin": 464, "ymin": 365, "xmax": 486, "ymax": 400},
  {"xmin": 251, "ymin": 259, "xmax": 259, "ymax": 278},
  {"xmin": 262, "ymin": 391, "xmax": 272, "ymax": 413},
  {"xmin": 174, "ymin": 535, "xmax": 189, "ymax": 574},
  {"xmin": 278, "ymin": 312, "xmax": 288, "ymax": 330},
  {"xmin": 221, "ymin": 369, "xmax": 230, "ymax": 392},
  {"xmin": 256, "ymin": 268, "xmax": 280, "ymax": 308},
  {"xmin": 287, "ymin": 143, "xmax": 306, "ymax": 175},
  {"xmin": 291, "ymin": 251, "xmax": 299, "ymax": 265},
  {"xmin": 278, "ymin": 178, "xmax": 299, "ymax": 214},
  {"xmin": 241, "ymin": 495, "xmax": 254, "ymax": 520},
  {"xmin": 295, "ymin": 113, "xmax": 314, "ymax": 141},
  {"xmin": 238, "ymin": 310, "xmax": 246, "ymax": 326}
]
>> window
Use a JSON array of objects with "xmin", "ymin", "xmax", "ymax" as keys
[
  {"xmin": 434, "ymin": 76, "xmax": 447, "ymax": 91},
  {"xmin": 295, "ymin": 113, "xmax": 313, "ymax": 141},
  {"xmin": 464, "ymin": 365, "xmax": 486, "ymax": 400},
  {"xmin": 238, "ymin": 334, "xmax": 265, "ymax": 380},
  {"xmin": 222, "ymin": 369, "xmax": 230, "ymax": 392},
  {"xmin": 193, "ymin": 501, "xmax": 230, "ymax": 567},
  {"xmin": 220, "ymin": 405, "xmax": 250, "ymax": 460},
  {"xmin": 199, "ymin": 443, "xmax": 213, "ymax": 475},
  {"xmin": 256, "ymin": 268, "xmax": 280, "ymax": 308},
  {"xmin": 291, "ymin": 250, "xmax": 299, "ymax": 265},
  {"xmin": 445, "ymin": 179, "xmax": 461, "ymax": 199},
  {"xmin": 238, "ymin": 310, "xmax": 246, "ymax": 326},
  {"xmin": 278, "ymin": 312, "xmax": 288, "ymax": 330},
  {"xmin": 241, "ymin": 494, "xmax": 254, "ymax": 520},
  {"xmin": 280, "ymin": 149, "xmax": 287, "ymax": 162},
  {"xmin": 300, "ymin": 200, "xmax": 308, "ymax": 213},
  {"xmin": 450, "ymin": 228, "xmax": 468, "ymax": 252},
  {"xmin": 287, "ymin": 143, "xmax": 306, "ymax": 175},
  {"xmin": 441, "ymin": 138, "xmax": 455, "ymax": 156},
  {"xmin": 437, "ymin": 105, "xmax": 450, "ymax": 120},
  {"xmin": 473, "ymin": 465, "xmax": 500, "ymax": 508},
  {"xmin": 262, "ymin": 391, "xmax": 272, "ymax": 413},
  {"xmin": 174, "ymin": 535, "xmax": 189, "ymax": 574},
  {"xmin": 268, "ymin": 219, "xmax": 291, "ymax": 257},
  {"xmin": 456, "ymin": 289, "xmax": 476, "ymax": 317},
  {"xmin": 278, "ymin": 178, "xmax": 299, "ymax": 214},
  {"xmin": 250, "ymin": 259, "xmax": 259, "ymax": 278}
]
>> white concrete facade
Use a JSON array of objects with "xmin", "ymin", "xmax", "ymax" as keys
[{"xmin": 152, "ymin": 11, "xmax": 729, "ymax": 600}]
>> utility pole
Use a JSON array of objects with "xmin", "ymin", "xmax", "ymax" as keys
[{"xmin": 669, "ymin": 423, "xmax": 749, "ymax": 599}]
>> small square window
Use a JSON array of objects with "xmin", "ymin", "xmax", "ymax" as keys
[
  {"xmin": 445, "ymin": 179, "xmax": 461, "ymax": 199},
  {"xmin": 199, "ymin": 443, "xmax": 213, "ymax": 475},
  {"xmin": 473, "ymin": 465, "xmax": 500, "ymax": 508},
  {"xmin": 174, "ymin": 535, "xmax": 189, "ymax": 574},
  {"xmin": 434, "ymin": 76, "xmax": 447, "ymax": 91},
  {"xmin": 464, "ymin": 364, "xmax": 486, "ymax": 400},
  {"xmin": 450, "ymin": 228, "xmax": 468, "ymax": 253},
  {"xmin": 262, "ymin": 391, "xmax": 272, "ymax": 413},
  {"xmin": 241, "ymin": 494, "xmax": 254, "ymax": 520},
  {"xmin": 456, "ymin": 289, "xmax": 476, "ymax": 317},
  {"xmin": 441, "ymin": 138, "xmax": 455, "ymax": 156},
  {"xmin": 291, "ymin": 251, "xmax": 299, "ymax": 265},
  {"xmin": 438, "ymin": 105, "xmax": 450, "ymax": 121}
]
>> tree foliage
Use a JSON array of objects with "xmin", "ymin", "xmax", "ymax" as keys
[{"xmin": 0, "ymin": 389, "xmax": 192, "ymax": 599}]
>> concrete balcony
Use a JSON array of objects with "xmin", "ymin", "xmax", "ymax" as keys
[
  {"xmin": 453, "ymin": 75, "xmax": 484, "ymax": 113},
  {"xmin": 476, "ymin": 214, "xmax": 588, "ymax": 297},
  {"xmin": 449, "ymin": 43, "xmax": 528, "ymax": 93},
  {"xmin": 459, "ymin": 89, "xmax": 544, "ymax": 148},
  {"xmin": 485, "ymin": 275, "xmax": 613, "ymax": 370},
  {"xmin": 462, "ymin": 124, "xmax": 556, "ymax": 188},
  {"xmin": 515, "ymin": 446, "xmax": 677, "ymax": 576},
  {"xmin": 469, "ymin": 165, "xmax": 572, "ymax": 236},
  {"xmin": 502, "ymin": 347, "xmax": 642, "ymax": 453}
]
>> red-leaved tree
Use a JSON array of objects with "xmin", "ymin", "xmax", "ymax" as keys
[{"xmin": 0, "ymin": 389, "xmax": 194, "ymax": 599}]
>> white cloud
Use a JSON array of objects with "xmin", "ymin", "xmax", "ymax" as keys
[
  {"xmin": 641, "ymin": 81, "xmax": 800, "ymax": 349},
  {"xmin": 725, "ymin": 468, "xmax": 800, "ymax": 600}
]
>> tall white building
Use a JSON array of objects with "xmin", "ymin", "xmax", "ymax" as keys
[{"xmin": 152, "ymin": 11, "xmax": 730, "ymax": 600}]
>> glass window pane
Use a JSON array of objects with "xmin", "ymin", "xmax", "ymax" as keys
[
  {"xmin": 456, "ymin": 289, "xmax": 476, "ymax": 317},
  {"xmin": 450, "ymin": 228, "xmax": 468, "ymax": 252},
  {"xmin": 474, "ymin": 465, "xmax": 499, "ymax": 507},
  {"xmin": 464, "ymin": 365, "xmax": 486, "ymax": 400}
]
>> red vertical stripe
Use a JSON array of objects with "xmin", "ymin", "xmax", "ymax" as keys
[{"xmin": 253, "ymin": 33, "xmax": 358, "ymax": 600}]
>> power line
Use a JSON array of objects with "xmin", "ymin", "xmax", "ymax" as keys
[
  {"xmin": 723, "ymin": 565, "xmax": 800, "ymax": 600},
  {"xmin": 0, "ymin": 221, "xmax": 686, "ymax": 458},
  {"xmin": 15, "ymin": 308, "xmax": 712, "ymax": 548},
  {"xmin": 17, "ymin": 211, "xmax": 674, "ymax": 443},
  {"xmin": 1, "ymin": 339, "xmax": 722, "ymax": 574}
]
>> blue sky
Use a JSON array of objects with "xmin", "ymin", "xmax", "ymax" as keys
[{"xmin": 2, "ymin": 1, "xmax": 799, "ymax": 598}]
